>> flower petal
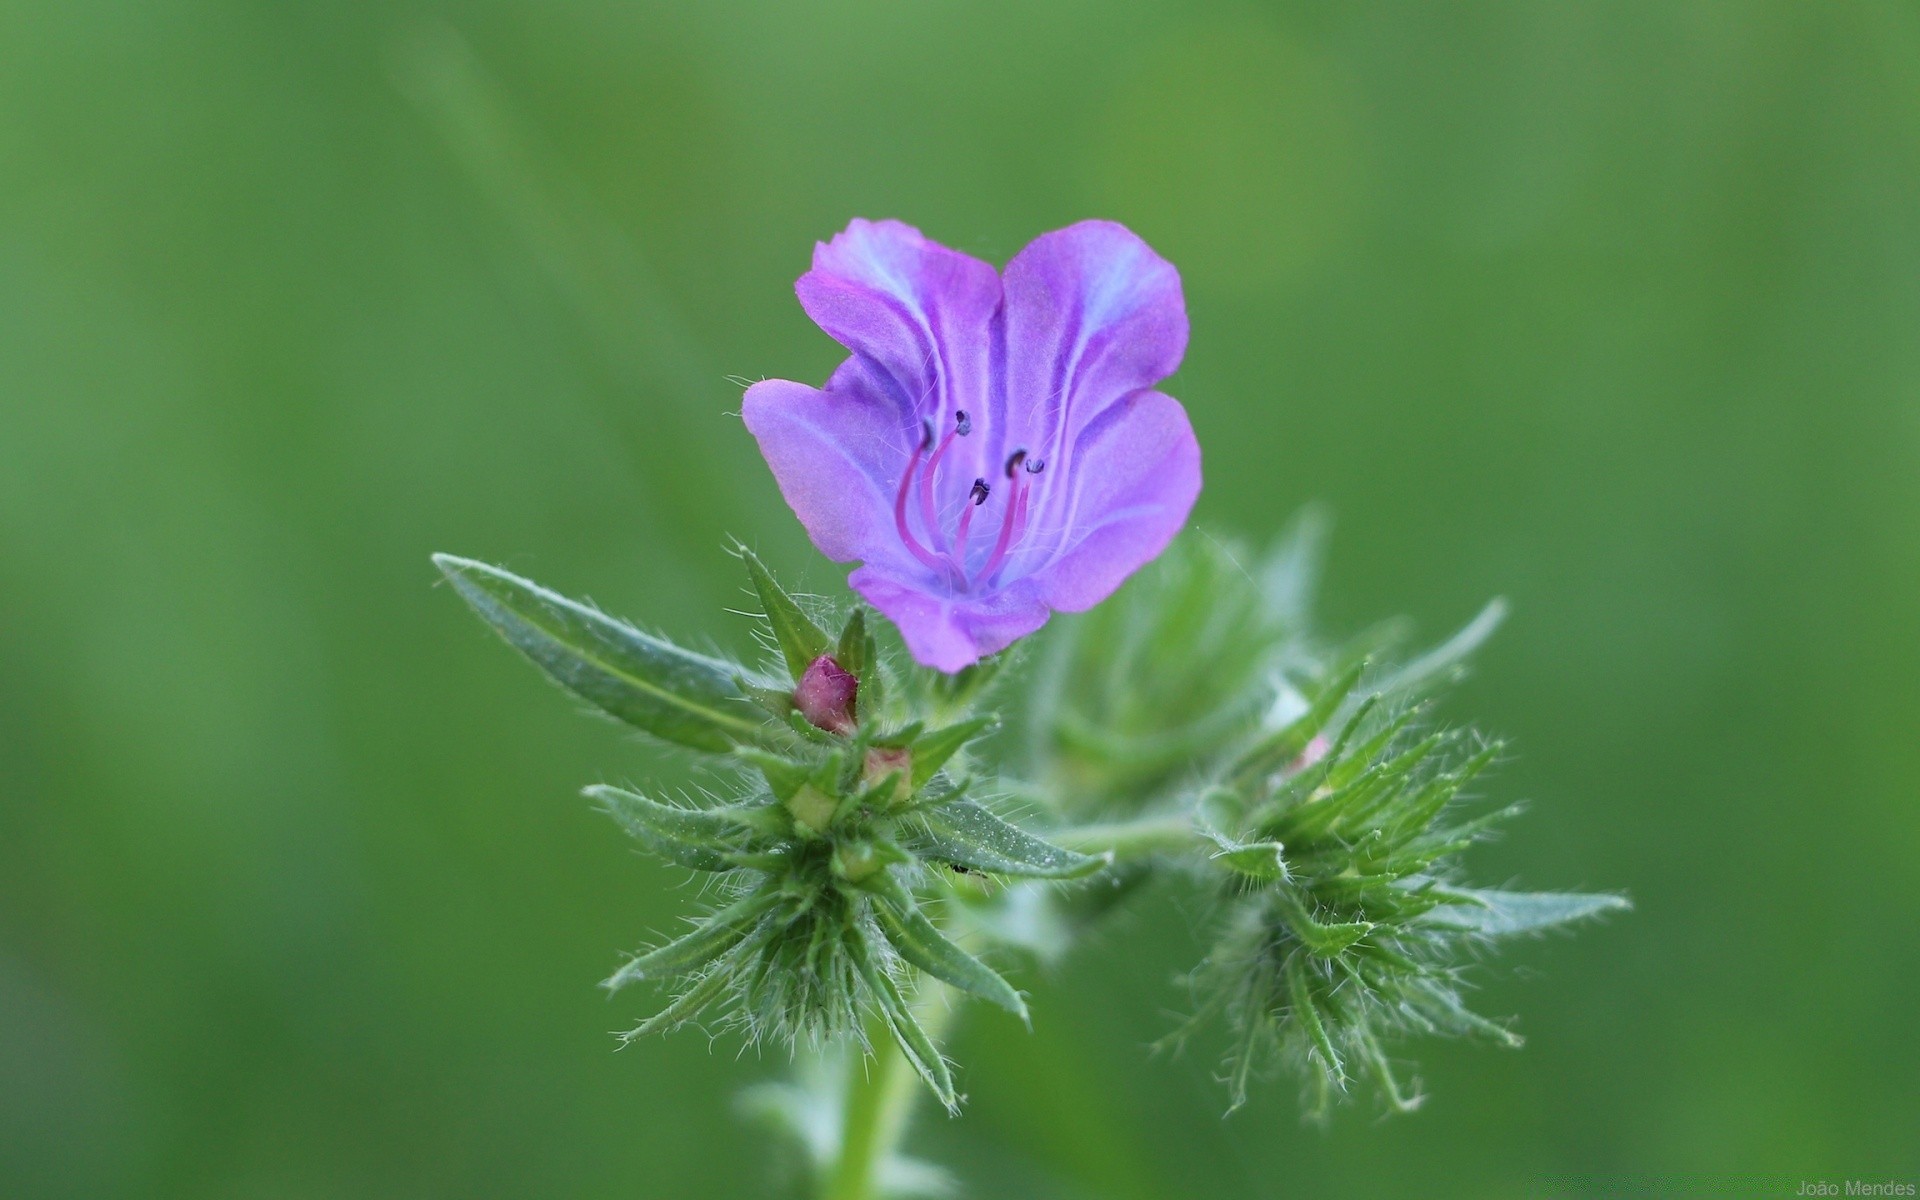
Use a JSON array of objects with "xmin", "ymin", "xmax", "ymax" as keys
[
  {"xmin": 796, "ymin": 219, "xmax": 1002, "ymax": 431},
  {"xmin": 742, "ymin": 378, "xmax": 914, "ymax": 570},
  {"xmin": 1000, "ymin": 220, "xmax": 1187, "ymax": 471},
  {"xmin": 849, "ymin": 566, "xmax": 1051, "ymax": 673},
  {"xmin": 1024, "ymin": 389, "xmax": 1201, "ymax": 613}
]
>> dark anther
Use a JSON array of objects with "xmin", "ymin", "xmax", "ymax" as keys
[
  {"xmin": 969, "ymin": 478, "xmax": 990, "ymax": 505},
  {"xmin": 954, "ymin": 410, "xmax": 972, "ymax": 436},
  {"xmin": 1004, "ymin": 449, "xmax": 1028, "ymax": 477},
  {"xmin": 1025, "ymin": 457, "xmax": 1046, "ymax": 474},
  {"xmin": 919, "ymin": 419, "xmax": 934, "ymax": 450}
]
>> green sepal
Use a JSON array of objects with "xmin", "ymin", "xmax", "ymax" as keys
[
  {"xmin": 871, "ymin": 879, "xmax": 1027, "ymax": 1019},
  {"xmin": 1205, "ymin": 831, "xmax": 1289, "ymax": 881},
  {"xmin": 737, "ymin": 748, "xmax": 810, "ymax": 803},
  {"xmin": 1422, "ymin": 888, "xmax": 1630, "ymax": 936},
  {"xmin": 905, "ymin": 798, "xmax": 1107, "ymax": 880},
  {"xmin": 1274, "ymin": 891, "xmax": 1373, "ymax": 956},
  {"xmin": 734, "ymin": 542, "xmax": 832, "ymax": 681},
  {"xmin": 433, "ymin": 555, "xmax": 765, "ymax": 753},
  {"xmin": 835, "ymin": 609, "xmax": 880, "ymax": 716},
  {"xmin": 831, "ymin": 838, "xmax": 909, "ymax": 885},
  {"xmin": 588, "ymin": 784, "xmax": 753, "ymax": 872},
  {"xmin": 909, "ymin": 717, "xmax": 996, "ymax": 789}
]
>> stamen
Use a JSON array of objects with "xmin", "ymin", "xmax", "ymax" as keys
[
  {"xmin": 976, "ymin": 463, "xmax": 1031, "ymax": 585},
  {"xmin": 950, "ymin": 477, "xmax": 989, "ymax": 570},
  {"xmin": 893, "ymin": 424, "xmax": 950, "ymax": 576},
  {"xmin": 919, "ymin": 412, "xmax": 968, "ymax": 552},
  {"xmin": 1025, "ymin": 457, "xmax": 1045, "ymax": 474}
]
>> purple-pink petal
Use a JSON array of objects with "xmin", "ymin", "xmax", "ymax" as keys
[
  {"xmin": 999, "ymin": 220, "xmax": 1188, "ymax": 462},
  {"xmin": 741, "ymin": 378, "xmax": 902, "ymax": 567},
  {"xmin": 796, "ymin": 220, "xmax": 999, "ymax": 431},
  {"xmin": 1024, "ymin": 389, "xmax": 1200, "ymax": 612},
  {"xmin": 745, "ymin": 218, "xmax": 1203, "ymax": 672},
  {"xmin": 849, "ymin": 567, "xmax": 1052, "ymax": 673}
]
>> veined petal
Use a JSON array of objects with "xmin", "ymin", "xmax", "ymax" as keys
[
  {"xmin": 1024, "ymin": 389, "xmax": 1201, "ymax": 612},
  {"xmin": 743, "ymin": 378, "xmax": 915, "ymax": 570},
  {"xmin": 849, "ymin": 566, "xmax": 1051, "ymax": 673},
  {"xmin": 745, "ymin": 219, "xmax": 1201, "ymax": 673},
  {"xmin": 796, "ymin": 219, "xmax": 1001, "ymax": 432},
  {"xmin": 1000, "ymin": 220, "xmax": 1188, "ymax": 473}
]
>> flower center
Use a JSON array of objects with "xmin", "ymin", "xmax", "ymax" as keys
[{"xmin": 892, "ymin": 412, "xmax": 1045, "ymax": 591}]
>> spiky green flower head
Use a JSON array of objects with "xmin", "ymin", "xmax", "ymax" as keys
[
  {"xmin": 432, "ymin": 546, "xmax": 1104, "ymax": 1111},
  {"xmin": 1026, "ymin": 525, "xmax": 1628, "ymax": 1119}
]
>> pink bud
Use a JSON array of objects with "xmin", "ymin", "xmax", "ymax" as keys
[
  {"xmin": 1291, "ymin": 734, "xmax": 1331, "ymax": 772},
  {"xmin": 795, "ymin": 655, "xmax": 858, "ymax": 734}
]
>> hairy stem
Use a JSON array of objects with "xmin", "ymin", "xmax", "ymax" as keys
[
  {"xmin": 1052, "ymin": 812, "xmax": 1199, "ymax": 861},
  {"xmin": 822, "ymin": 982, "xmax": 956, "ymax": 1200}
]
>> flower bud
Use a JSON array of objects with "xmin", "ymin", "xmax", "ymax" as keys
[
  {"xmin": 795, "ymin": 654, "xmax": 858, "ymax": 734},
  {"xmin": 862, "ymin": 745, "xmax": 913, "ymax": 806}
]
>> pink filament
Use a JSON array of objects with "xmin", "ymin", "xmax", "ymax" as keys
[
  {"xmin": 892, "ymin": 435, "xmax": 950, "ymax": 576},
  {"xmin": 975, "ymin": 472, "xmax": 1030, "ymax": 586}
]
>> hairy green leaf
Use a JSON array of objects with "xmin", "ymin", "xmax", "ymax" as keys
[
  {"xmin": 871, "ymin": 883, "xmax": 1026, "ymax": 1018},
  {"xmin": 605, "ymin": 890, "xmax": 780, "ymax": 990},
  {"xmin": 1423, "ymin": 888, "xmax": 1630, "ymax": 936},
  {"xmin": 434, "ymin": 555, "xmax": 764, "ymax": 752},
  {"xmin": 735, "ymin": 543, "xmax": 831, "ymax": 681},
  {"xmin": 589, "ymin": 784, "xmax": 753, "ymax": 872},
  {"xmin": 910, "ymin": 717, "xmax": 995, "ymax": 788},
  {"xmin": 907, "ymin": 799, "xmax": 1106, "ymax": 880},
  {"xmin": 853, "ymin": 936, "xmax": 957, "ymax": 1111}
]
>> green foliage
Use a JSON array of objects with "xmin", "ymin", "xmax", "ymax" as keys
[
  {"xmin": 433, "ymin": 555, "xmax": 768, "ymax": 752},
  {"xmin": 437, "ymin": 549, "xmax": 1085, "ymax": 1114},
  {"xmin": 435, "ymin": 529, "xmax": 1622, "ymax": 1134},
  {"xmin": 1041, "ymin": 536, "xmax": 1627, "ymax": 1118}
]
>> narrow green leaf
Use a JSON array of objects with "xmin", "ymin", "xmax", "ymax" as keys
[
  {"xmin": 1423, "ymin": 888, "xmax": 1630, "ymax": 936},
  {"xmin": 1356, "ymin": 1025, "xmax": 1423, "ymax": 1114},
  {"xmin": 1233, "ymin": 659, "xmax": 1367, "ymax": 784},
  {"xmin": 910, "ymin": 717, "xmax": 996, "ymax": 788},
  {"xmin": 872, "ymin": 883, "xmax": 1026, "ymax": 1018},
  {"xmin": 1259, "ymin": 504, "xmax": 1330, "ymax": 626},
  {"xmin": 588, "ymin": 784, "xmax": 751, "ymax": 872},
  {"xmin": 1286, "ymin": 956, "xmax": 1346, "ymax": 1086},
  {"xmin": 1377, "ymin": 598, "xmax": 1507, "ymax": 698},
  {"xmin": 734, "ymin": 543, "xmax": 831, "ymax": 681},
  {"xmin": 1407, "ymin": 979, "xmax": 1524, "ymax": 1047},
  {"xmin": 618, "ymin": 966, "xmax": 735, "ymax": 1042},
  {"xmin": 604, "ymin": 890, "xmax": 780, "ymax": 990},
  {"xmin": 853, "ymin": 937, "xmax": 957, "ymax": 1111},
  {"xmin": 434, "ymin": 555, "xmax": 764, "ymax": 752},
  {"xmin": 906, "ymin": 799, "xmax": 1106, "ymax": 880}
]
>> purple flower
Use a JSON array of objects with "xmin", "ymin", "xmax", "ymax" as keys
[{"xmin": 743, "ymin": 219, "xmax": 1202, "ymax": 673}]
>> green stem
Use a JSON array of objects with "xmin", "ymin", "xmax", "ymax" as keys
[
  {"xmin": 1052, "ymin": 812, "xmax": 1199, "ymax": 861},
  {"xmin": 821, "ymin": 982, "xmax": 955, "ymax": 1200}
]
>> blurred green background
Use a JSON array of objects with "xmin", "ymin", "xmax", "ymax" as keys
[{"xmin": 4, "ymin": 2, "xmax": 1917, "ymax": 1196}]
